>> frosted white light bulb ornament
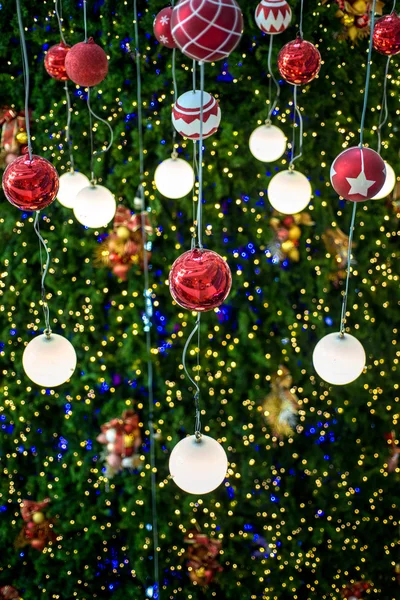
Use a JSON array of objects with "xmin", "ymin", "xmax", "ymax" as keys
[
  {"xmin": 57, "ymin": 170, "xmax": 90, "ymax": 209},
  {"xmin": 312, "ymin": 332, "xmax": 366, "ymax": 385},
  {"xmin": 169, "ymin": 434, "xmax": 228, "ymax": 495},
  {"xmin": 249, "ymin": 122, "xmax": 287, "ymax": 163},
  {"xmin": 372, "ymin": 161, "xmax": 396, "ymax": 199},
  {"xmin": 74, "ymin": 184, "xmax": 116, "ymax": 228},
  {"xmin": 268, "ymin": 168, "xmax": 312, "ymax": 214},
  {"xmin": 154, "ymin": 155, "xmax": 195, "ymax": 199},
  {"xmin": 23, "ymin": 332, "xmax": 77, "ymax": 387}
]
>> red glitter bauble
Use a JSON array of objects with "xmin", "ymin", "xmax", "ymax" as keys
[
  {"xmin": 169, "ymin": 248, "xmax": 232, "ymax": 312},
  {"xmin": 255, "ymin": 0, "xmax": 292, "ymax": 35},
  {"xmin": 44, "ymin": 41, "xmax": 71, "ymax": 81},
  {"xmin": 2, "ymin": 154, "xmax": 59, "ymax": 211},
  {"xmin": 330, "ymin": 147, "xmax": 386, "ymax": 202},
  {"xmin": 373, "ymin": 12, "xmax": 400, "ymax": 56},
  {"xmin": 65, "ymin": 37, "xmax": 108, "ymax": 87},
  {"xmin": 153, "ymin": 7, "xmax": 177, "ymax": 49},
  {"xmin": 171, "ymin": 0, "xmax": 243, "ymax": 63},
  {"xmin": 278, "ymin": 37, "xmax": 321, "ymax": 85}
]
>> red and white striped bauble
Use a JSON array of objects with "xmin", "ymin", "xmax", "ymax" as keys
[
  {"xmin": 171, "ymin": 0, "xmax": 243, "ymax": 63},
  {"xmin": 172, "ymin": 90, "xmax": 221, "ymax": 140},
  {"xmin": 153, "ymin": 7, "xmax": 177, "ymax": 49},
  {"xmin": 255, "ymin": 0, "xmax": 292, "ymax": 34}
]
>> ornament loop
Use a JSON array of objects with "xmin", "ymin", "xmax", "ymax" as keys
[
  {"xmin": 171, "ymin": 150, "xmax": 178, "ymax": 160},
  {"xmin": 44, "ymin": 328, "xmax": 52, "ymax": 339}
]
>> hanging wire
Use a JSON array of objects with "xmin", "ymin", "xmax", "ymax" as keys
[
  {"xmin": 391, "ymin": 0, "xmax": 397, "ymax": 13},
  {"xmin": 298, "ymin": 0, "xmax": 305, "ymax": 38},
  {"xmin": 34, "ymin": 212, "xmax": 52, "ymax": 336},
  {"xmin": 132, "ymin": 2, "xmax": 159, "ymax": 597},
  {"xmin": 196, "ymin": 62, "xmax": 205, "ymax": 250},
  {"xmin": 86, "ymin": 88, "xmax": 114, "ymax": 183},
  {"xmin": 376, "ymin": 56, "xmax": 391, "ymax": 155},
  {"xmin": 289, "ymin": 86, "xmax": 303, "ymax": 169},
  {"xmin": 192, "ymin": 60, "xmax": 196, "ymax": 92},
  {"xmin": 54, "ymin": 0, "xmax": 66, "ymax": 44},
  {"xmin": 191, "ymin": 141, "xmax": 199, "ymax": 250},
  {"xmin": 83, "ymin": 0, "xmax": 88, "ymax": 43},
  {"xmin": 339, "ymin": 0, "xmax": 377, "ymax": 336},
  {"xmin": 171, "ymin": 48, "xmax": 178, "ymax": 155},
  {"xmin": 16, "ymin": 0, "xmax": 33, "ymax": 161},
  {"xmin": 182, "ymin": 314, "xmax": 202, "ymax": 438},
  {"xmin": 266, "ymin": 35, "xmax": 280, "ymax": 122},
  {"xmin": 64, "ymin": 82, "xmax": 75, "ymax": 171}
]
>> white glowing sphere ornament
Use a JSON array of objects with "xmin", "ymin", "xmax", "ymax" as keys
[
  {"xmin": 249, "ymin": 123, "xmax": 287, "ymax": 162},
  {"xmin": 57, "ymin": 170, "xmax": 90, "ymax": 209},
  {"xmin": 74, "ymin": 184, "xmax": 116, "ymax": 228},
  {"xmin": 23, "ymin": 333, "xmax": 77, "ymax": 387},
  {"xmin": 268, "ymin": 169, "xmax": 312, "ymax": 214},
  {"xmin": 154, "ymin": 156, "xmax": 195, "ymax": 199},
  {"xmin": 169, "ymin": 434, "xmax": 228, "ymax": 495},
  {"xmin": 312, "ymin": 332, "xmax": 366, "ymax": 385},
  {"xmin": 372, "ymin": 161, "xmax": 396, "ymax": 199}
]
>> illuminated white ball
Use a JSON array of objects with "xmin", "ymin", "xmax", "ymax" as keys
[
  {"xmin": 74, "ymin": 184, "xmax": 116, "ymax": 228},
  {"xmin": 372, "ymin": 161, "xmax": 396, "ymax": 199},
  {"xmin": 169, "ymin": 434, "xmax": 228, "ymax": 495},
  {"xmin": 268, "ymin": 169, "xmax": 312, "ymax": 214},
  {"xmin": 23, "ymin": 333, "xmax": 77, "ymax": 387},
  {"xmin": 312, "ymin": 332, "xmax": 366, "ymax": 385},
  {"xmin": 57, "ymin": 171, "xmax": 90, "ymax": 209},
  {"xmin": 249, "ymin": 124, "xmax": 287, "ymax": 163},
  {"xmin": 154, "ymin": 157, "xmax": 195, "ymax": 199},
  {"xmin": 105, "ymin": 428, "xmax": 117, "ymax": 443}
]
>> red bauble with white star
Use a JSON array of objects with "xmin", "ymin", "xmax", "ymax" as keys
[
  {"xmin": 172, "ymin": 90, "xmax": 221, "ymax": 140},
  {"xmin": 330, "ymin": 147, "xmax": 386, "ymax": 202},
  {"xmin": 171, "ymin": 0, "xmax": 243, "ymax": 63},
  {"xmin": 373, "ymin": 12, "xmax": 400, "ymax": 56},
  {"xmin": 255, "ymin": 0, "xmax": 292, "ymax": 35},
  {"xmin": 153, "ymin": 7, "xmax": 177, "ymax": 49}
]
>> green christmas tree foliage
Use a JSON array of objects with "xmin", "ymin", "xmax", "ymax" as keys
[{"xmin": 0, "ymin": 1, "xmax": 399, "ymax": 599}]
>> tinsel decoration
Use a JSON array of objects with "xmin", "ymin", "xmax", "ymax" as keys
[
  {"xmin": 0, "ymin": 587, "xmax": 21, "ymax": 600},
  {"xmin": 0, "ymin": 107, "xmax": 30, "ymax": 168},
  {"xmin": 322, "ymin": 227, "xmax": 355, "ymax": 286},
  {"xmin": 15, "ymin": 498, "xmax": 56, "ymax": 552},
  {"xmin": 96, "ymin": 409, "xmax": 143, "ymax": 477},
  {"xmin": 269, "ymin": 211, "xmax": 314, "ymax": 263},
  {"xmin": 324, "ymin": 0, "xmax": 384, "ymax": 41},
  {"xmin": 384, "ymin": 431, "xmax": 400, "ymax": 473},
  {"xmin": 94, "ymin": 205, "xmax": 153, "ymax": 280},
  {"xmin": 184, "ymin": 530, "xmax": 223, "ymax": 586},
  {"xmin": 262, "ymin": 366, "xmax": 299, "ymax": 437},
  {"xmin": 341, "ymin": 580, "xmax": 371, "ymax": 598}
]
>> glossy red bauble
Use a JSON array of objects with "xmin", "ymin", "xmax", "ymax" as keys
[
  {"xmin": 330, "ymin": 147, "xmax": 386, "ymax": 202},
  {"xmin": 44, "ymin": 41, "xmax": 71, "ymax": 81},
  {"xmin": 2, "ymin": 154, "xmax": 59, "ymax": 211},
  {"xmin": 278, "ymin": 37, "xmax": 321, "ymax": 85},
  {"xmin": 373, "ymin": 12, "xmax": 400, "ymax": 56},
  {"xmin": 255, "ymin": 0, "xmax": 292, "ymax": 35},
  {"xmin": 65, "ymin": 38, "xmax": 108, "ymax": 87},
  {"xmin": 153, "ymin": 7, "xmax": 177, "ymax": 49},
  {"xmin": 171, "ymin": 0, "xmax": 243, "ymax": 63},
  {"xmin": 169, "ymin": 248, "xmax": 232, "ymax": 312}
]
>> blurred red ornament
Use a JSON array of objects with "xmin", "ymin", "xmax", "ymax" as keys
[
  {"xmin": 278, "ymin": 37, "xmax": 321, "ymax": 85},
  {"xmin": 2, "ymin": 154, "xmax": 59, "ymax": 210},
  {"xmin": 31, "ymin": 539, "xmax": 46, "ymax": 552},
  {"xmin": 330, "ymin": 146, "xmax": 386, "ymax": 202},
  {"xmin": 355, "ymin": 14, "xmax": 369, "ymax": 28},
  {"xmin": 373, "ymin": 12, "xmax": 400, "ymax": 55},
  {"xmin": 113, "ymin": 263, "xmax": 130, "ymax": 280},
  {"xmin": 171, "ymin": 0, "xmax": 243, "ymax": 62},
  {"xmin": 169, "ymin": 248, "xmax": 232, "ymax": 312},
  {"xmin": 255, "ymin": 0, "xmax": 292, "ymax": 34},
  {"xmin": 153, "ymin": 7, "xmax": 177, "ymax": 49},
  {"xmin": 65, "ymin": 38, "xmax": 108, "ymax": 87},
  {"xmin": 44, "ymin": 41, "xmax": 71, "ymax": 81},
  {"xmin": 0, "ymin": 586, "xmax": 20, "ymax": 600}
]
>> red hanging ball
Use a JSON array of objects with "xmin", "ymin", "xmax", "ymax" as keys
[
  {"xmin": 153, "ymin": 7, "xmax": 177, "ymax": 49},
  {"xmin": 44, "ymin": 41, "xmax": 71, "ymax": 81},
  {"xmin": 2, "ymin": 154, "xmax": 59, "ymax": 211},
  {"xmin": 373, "ymin": 12, "xmax": 400, "ymax": 56},
  {"xmin": 278, "ymin": 37, "xmax": 321, "ymax": 85},
  {"xmin": 330, "ymin": 147, "xmax": 386, "ymax": 202},
  {"xmin": 65, "ymin": 37, "xmax": 108, "ymax": 87},
  {"xmin": 171, "ymin": 0, "xmax": 243, "ymax": 63},
  {"xmin": 255, "ymin": 0, "xmax": 292, "ymax": 35},
  {"xmin": 169, "ymin": 248, "xmax": 232, "ymax": 312}
]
